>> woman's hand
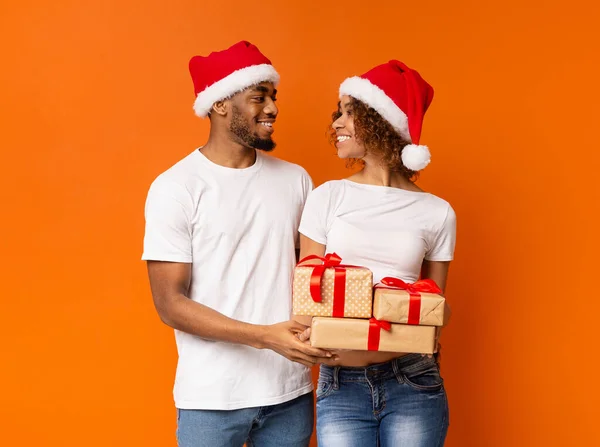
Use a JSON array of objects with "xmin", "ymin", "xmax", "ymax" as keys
[
  {"xmin": 297, "ymin": 326, "xmax": 311, "ymax": 343},
  {"xmin": 296, "ymin": 327, "xmax": 343, "ymax": 364}
]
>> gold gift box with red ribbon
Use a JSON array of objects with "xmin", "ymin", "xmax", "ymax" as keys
[
  {"xmin": 372, "ymin": 277, "xmax": 450, "ymax": 326},
  {"xmin": 310, "ymin": 317, "xmax": 440, "ymax": 354},
  {"xmin": 292, "ymin": 253, "xmax": 373, "ymax": 318}
]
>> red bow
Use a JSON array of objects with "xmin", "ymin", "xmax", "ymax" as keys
[
  {"xmin": 298, "ymin": 253, "xmax": 344, "ymax": 271},
  {"xmin": 297, "ymin": 253, "xmax": 357, "ymax": 317},
  {"xmin": 376, "ymin": 277, "xmax": 442, "ymax": 325},
  {"xmin": 367, "ymin": 318, "xmax": 392, "ymax": 351}
]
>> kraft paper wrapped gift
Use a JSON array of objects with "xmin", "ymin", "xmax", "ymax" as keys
[
  {"xmin": 293, "ymin": 253, "xmax": 373, "ymax": 318},
  {"xmin": 310, "ymin": 317, "xmax": 440, "ymax": 354},
  {"xmin": 373, "ymin": 278, "xmax": 450, "ymax": 326}
]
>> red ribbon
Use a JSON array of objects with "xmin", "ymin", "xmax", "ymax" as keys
[
  {"xmin": 297, "ymin": 253, "xmax": 358, "ymax": 317},
  {"xmin": 367, "ymin": 318, "xmax": 392, "ymax": 351},
  {"xmin": 375, "ymin": 277, "xmax": 442, "ymax": 325}
]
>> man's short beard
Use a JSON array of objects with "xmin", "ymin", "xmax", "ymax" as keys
[{"xmin": 229, "ymin": 105, "xmax": 276, "ymax": 152}]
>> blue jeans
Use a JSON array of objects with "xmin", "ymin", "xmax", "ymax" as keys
[
  {"xmin": 316, "ymin": 354, "xmax": 449, "ymax": 447},
  {"xmin": 176, "ymin": 392, "xmax": 313, "ymax": 447}
]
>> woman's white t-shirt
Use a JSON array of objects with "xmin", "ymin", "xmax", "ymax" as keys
[{"xmin": 299, "ymin": 179, "xmax": 456, "ymax": 284}]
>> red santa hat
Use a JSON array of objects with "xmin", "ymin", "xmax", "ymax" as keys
[
  {"xmin": 339, "ymin": 60, "xmax": 434, "ymax": 171},
  {"xmin": 189, "ymin": 41, "xmax": 279, "ymax": 118}
]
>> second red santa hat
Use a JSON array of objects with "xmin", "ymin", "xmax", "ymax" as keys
[{"xmin": 339, "ymin": 60, "xmax": 434, "ymax": 171}]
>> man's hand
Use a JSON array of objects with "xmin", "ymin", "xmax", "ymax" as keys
[{"xmin": 260, "ymin": 320, "xmax": 333, "ymax": 368}]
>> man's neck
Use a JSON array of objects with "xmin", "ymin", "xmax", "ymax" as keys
[{"xmin": 200, "ymin": 131, "xmax": 257, "ymax": 169}]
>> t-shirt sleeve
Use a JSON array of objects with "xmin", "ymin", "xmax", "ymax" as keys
[
  {"xmin": 425, "ymin": 204, "xmax": 457, "ymax": 262},
  {"xmin": 142, "ymin": 179, "xmax": 193, "ymax": 263},
  {"xmin": 295, "ymin": 171, "xmax": 315, "ymax": 249},
  {"xmin": 298, "ymin": 182, "xmax": 331, "ymax": 245}
]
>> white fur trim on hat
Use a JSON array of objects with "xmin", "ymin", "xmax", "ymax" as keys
[
  {"xmin": 339, "ymin": 76, "xmax": 411, "ymax": 142},
  {"xmin": 401, "ymin": 144, "xmax": 431, "ymax": 171},
  {"xmin": 193, "ymin": 64, "xmax": 280, "ymax": 117}
]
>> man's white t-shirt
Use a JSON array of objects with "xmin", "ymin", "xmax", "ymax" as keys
[
  {"xmin": 299, "ymin": 180, "xmax": 456, "ymax": 284},
  {"xmin": 142, "ymin": 149, "xmax": 313, "ymax": 410}
]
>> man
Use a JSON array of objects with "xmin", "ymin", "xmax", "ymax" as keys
[{"xmin": 142, "ymin": 41, "xmax": 331, "ymax": 447}]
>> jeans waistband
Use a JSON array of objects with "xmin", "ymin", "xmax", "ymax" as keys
[{"xmin": 319, "ymin": 353, "xmax": 438, "ymax": 383}]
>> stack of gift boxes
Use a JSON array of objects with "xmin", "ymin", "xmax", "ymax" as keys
[{"xmin": 293, "ymin": 253, "xmax": 450, "ymax": 354}]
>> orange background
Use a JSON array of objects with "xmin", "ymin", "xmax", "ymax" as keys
[{"xmin": 1, "ymin": 1, "xmax": 599, "ymax": 446}]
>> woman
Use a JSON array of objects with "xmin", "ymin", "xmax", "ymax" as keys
[{"xmin": 298, "ymin": 60, "xmax": 456, "ymax": 446}]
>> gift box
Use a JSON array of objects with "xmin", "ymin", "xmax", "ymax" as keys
[
  {"xmin": 310, "ymin": 317, "xmax": 439, "ymax": 354},
  {"xmin": 373, "ymin": 277, "xmax": 450, "ymax": 326},
  {"xmin": 292, "ymin": 253, "xmax": 373, "ymax": 318}
]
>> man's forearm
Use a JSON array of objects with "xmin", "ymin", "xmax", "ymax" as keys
[{"xmin": 157, "ymin": 294, "xmax": 268, "ymax": 349}]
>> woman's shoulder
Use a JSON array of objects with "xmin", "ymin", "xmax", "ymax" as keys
[
  {"xmin": 420, "ymin": 192, "xmax": 456, "ymax": 226},
  {"xmin": 304, "ymin": 180, "xmax": 348, "ymax": 217},
  {"xmin": 310, "ymin": 179, "xmax": 346, "ymax": 196},
  {"xmin": 423, "ymin": 191, "xmax": 452, "ymax": 208}
]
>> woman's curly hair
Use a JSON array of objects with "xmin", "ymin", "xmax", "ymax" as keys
[{"xmin": 330, "ymin": 98, "xmax": 417, "ymax": 180}]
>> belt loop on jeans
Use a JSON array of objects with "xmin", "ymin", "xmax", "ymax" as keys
[
  {"xmin": 333, "ymin": 366, "xmax": 340, "ymax": 390},
  {"xmin": 391, "ymin": 358, "xmax": 404, "ymax": 383}
]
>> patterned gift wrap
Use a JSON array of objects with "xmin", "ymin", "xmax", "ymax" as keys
[{"xmin": 292, "ymin": 253, "xmax": 373, "ymax": 318}]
